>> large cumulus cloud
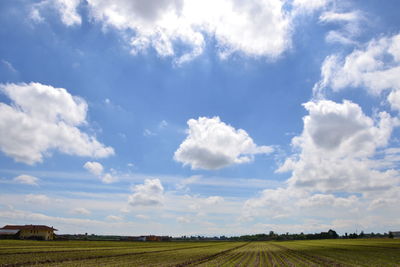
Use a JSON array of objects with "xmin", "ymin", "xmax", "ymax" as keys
[
  {"xmin": 174, "ymin": 117, "xmax": 273, "ymax": 170},
  {"xmin": 314, "ymin": 33, "xmax": 400, "ymax": 111},
  {"xmin": 277, "ymin": 100, "xmax": 398, "ymax": 192},
  {"xmin": 0, "ymin": 82, "xmax": 114, "ymax": 164},
  {"xmin": 243, "ymin": 100, "xmax": 400, "ymax": 230},
  {"xmin": 32, "ymin": 0, "xmax": 294, "ymax": 63}
]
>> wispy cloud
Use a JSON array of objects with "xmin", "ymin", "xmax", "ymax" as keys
[
  {"xmin": 13, "ymin": 175, "xmax": 39, "ymax": 186},
  {"xmin": 1, "ymin": 59, "xmax": 17, "ymax": 73}
]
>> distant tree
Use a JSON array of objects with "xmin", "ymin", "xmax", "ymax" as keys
[
  {"xmin": 349, "ymin": 233, "xmax": 358, "ymax": 239},
  {"xmin": 327, "ymin": 229, "xmax": 339, "ymax": 239},
  {"xmin": 370, "ymin": 232, "xmax": 375, "ymax": 237},
  {"xmin": 269, "ymin": 231, "xmax": 275, "ymax": 237},
  {"xmin": 389, "ymin": 232, "xmax": 394, "ymax": 239}
]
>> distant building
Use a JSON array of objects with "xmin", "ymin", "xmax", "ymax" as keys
[
  {"xmin": 145, "ymin": 235, "xmax": 171, "ymax": 241},
  {"xmin": 0, "ymin": 225, "xmax": 57, "ymax": 240},
  {"xmin": 121, "ymin": 235, "xmax": 170, "ymax": 242},
  {"xmin": 138, "ymin": 236, "xmax": 147, "ymax": 241},
  {"xmin": 0, "ymin": 229, "xmax": 20, "ymax": 239},
  {"xmin": 125, "ymin": 236, "xmax": 147, "ymax": 241},
  {"xmin": 146, "ymin": 235, "xmax": 162, "ymax": 241},
  {"xmin": 390, "ymin": 231, "xmax": 400, "ymax": 239}
]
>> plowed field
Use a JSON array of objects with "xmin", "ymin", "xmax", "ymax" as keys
[{"xmin": 1, "ymin": 239, "xmax": 399, "ymax": 266}]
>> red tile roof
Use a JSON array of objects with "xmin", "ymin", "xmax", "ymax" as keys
[{"xmin": 1, "ymin": 225, "xmax": 57, "ymax": 231}]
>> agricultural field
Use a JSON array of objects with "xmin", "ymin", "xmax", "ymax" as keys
[{"xmin": 0, "ymin": 239, "xmax": 399, "ymax": 266}]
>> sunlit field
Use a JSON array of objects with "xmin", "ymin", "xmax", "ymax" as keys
[{"xmin": 1, "ymin": 239, "xmax": 399, "ymax": 266}]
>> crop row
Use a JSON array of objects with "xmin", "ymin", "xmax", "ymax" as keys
[
  {"xmin": 0, "ymin": 242, "xmax": 235, "ymax": 266},
  {"xmin": 195, "ymin": 242, "xmax": 331, "ymax": 266},
  {"xmin": 277, "ymin": 239, "xmax": 400, "ymax": 266},
  {"xmin": 0, "ymin": 243, "xmax": 216, "ymax": 256},
  {"xmin": 195, "ymin": 240, "xmax": 400, "ymax": 267},
  {"xmin": 37, "ymin": 242, "xmax": 245, "ymax": 267}
]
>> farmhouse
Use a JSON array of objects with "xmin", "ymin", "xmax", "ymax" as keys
[{"xmin": 0, "ymin": 225, "xmax": 57, "ymax": 240}]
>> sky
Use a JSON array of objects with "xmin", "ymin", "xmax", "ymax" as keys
[{"xmin": 0, "ymin": 0, "xmax": 399, "ymax": 236}]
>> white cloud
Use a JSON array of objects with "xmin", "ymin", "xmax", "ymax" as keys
[
  {"xmin": 176, "ymin": 175, "xmax": 201, "ymax": 191},
  {"xmin": 244, "ymin": 184, "xmax": 382, "ymax": 226},
  {"xmin": 174, "ymin": 117, "xmax": 273, "ymax": 170},
  {"xmin": 159, "ymin": 120, "xmax": 168, "ymax": 129},
  {"xmin": 83, "ymin": 161, "xmax": 117, "ymax": 184},
  {"xmin": 314, "ymin": 33, "xmax": 400, "ymax": 110},
  {"xmin": 37, "ymin": 0, "xmax": 292, "ymax": 63},
  {"xmin": 101, "ymin": 173, "xmax": 117, "ymax": 184},
  {"xmin": 388, "ymin": 90, "xmax": 400, "ymax": 111},
  {"xmin": 318, "ymin": 11, "xmax": 364, "ymax": 45},
  {"xmin": 0, "ymin": 190, "xmax": 243, "ymax": 235},
  {"xmin": 13, "ymin": 175, "xmax": 39, "ymax": 186},
  {"xmin": 243, "ymin": 183, "xmax": 400, "ymax": 234},
  {"xmin": 204, "ymin": 196, "xmax": 224, "ymax": 205},
  {"xmin": 292, "ymin": 0, "xmax": 332, "ymax": 14},
  {"xmin": 54, "ymin": 0, "xmax": 82, "ymax": 26},
  {"xmin": 25, "ymin": 194, "xmax": 50, "ymax": 204},
  {"xmin": 36, "ymin": 0, "xmax": 368, "ymax": 64},
  {"xmin": 0, "ymin": 82, "xmax": 114, "ymax": 165},
  {"xmin": 319, "ymin": 11, "xmax": 360, "ymax": 23},
  {"xmin": 169, "ymin": 194, "xmax": 231, "ymax": 219},
  {"xmin": 298, "ymin": 194, "xmax": 359, "ymax": 209},
  {"xmin": 83, "ymin": 161, "xmax": 104, "ymax": 176},
  {"xmin": 143, "ymin": 129, "xmax": 156, "ymax": 136},
  {"xmin": 136, "ymin": 214, "xmax": 149, "ymax": 220},
  {"xmin": 176, "ymin": 216, "xmax": 191, "ymax": 223},
  {"xmin": 29, "ymin": 8, "xmax": 44, "ymax": 23},
  {"xmin": 106, "ymin": 215, "xmax": 123, "ymax": 221},
  {"xmin": 324, "ymin": 31, "xmax": 356, "ymax": 45},
  {"xmin": 71, "ymin": 207, "xmax": 91, "ymax": 215},
  {"xmin": 243, "ymin": 187, "xmax": 305, "ymax": 220},
  {"xmin": 32, "ymin": 0, "xmax": 81, "ymax": 26},
  {"xmin": 367, "ymin": 187, "xmax": 400, "ymax": 211},
  {"xmin": 277, "ymin": 100, "xmax": 398, "ymax": 193},
  {"xmin": 242, "ymin": 98, "xmax": 400, "ymax": 231},
  {"xmin": 128, "ymin": 179, "xmax": 164, "ymax": 206}
]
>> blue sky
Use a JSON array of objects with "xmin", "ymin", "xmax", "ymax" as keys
[{"xmin": 0, "ymin": 0, "xmax": 399, "ymax": 236}]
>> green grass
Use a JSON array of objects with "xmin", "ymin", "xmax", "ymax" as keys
[{"xmin": 0, "ymin": 239, "xmax": 399, "ymax": 266}]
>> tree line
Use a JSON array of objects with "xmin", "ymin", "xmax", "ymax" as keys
[{"xmin": 225, "ymin": 230, "xmax": 394, "ymax": 241}]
